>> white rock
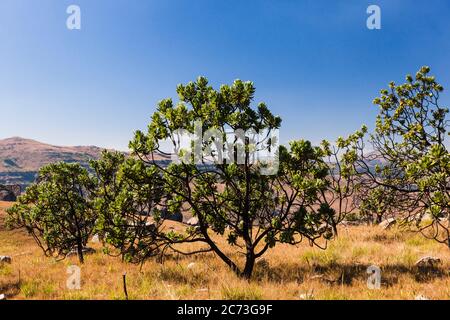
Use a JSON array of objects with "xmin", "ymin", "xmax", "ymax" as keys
[
  {"xmin": 415, "ymin": 294, "xmax": 430, "ymax": 300},
  {"xmin": 91, "ymin": 234, "xmax": 100, "ymax": 243},
  {"xmin": 299, "ymin": 292, "xmax": 314, "ymax": 300},
  {"xmin": 187, "ymin": 262, "xmax": 196, "ymax": 270},
  {"xmin": 187, "ymin": 217, "xmax": 199, "ymax": 226},
  {"xmin": 379, "ymin": 218, "xmax": 396, "ymax": 230},
  {"xmin": 0, "ymin": 256, "xmax": 11, "ymax": 264}
]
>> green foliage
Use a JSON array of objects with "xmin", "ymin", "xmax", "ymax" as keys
[
  {"xmin": 90, "ymin": 151, "xmax": 167, "ymax": 263},
  {"xmin": 358, "ymin": 186, "xmax": 399, "ymax": 224},
  {"xmin": 318, "ymin": 126, "xmax": 368, "ymax": 232},
  {"xmin": 368, "ymin": 66, "xmax": 450, "ymax": 246},
  {"xmin": 6, "ymin": 163, "xmax": 96, "ymax": 263},
  {"xmin": 129, "ymin": 77, "xmax": 334, "ymax": 278},
  {"xmin": 11, "ymin": 69, "xmax": 448, "ymax": 276}
]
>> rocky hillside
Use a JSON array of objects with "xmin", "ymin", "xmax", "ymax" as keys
[{"xmin": 0, "ymin": 137, "xmax": 106, "ymax": 188}]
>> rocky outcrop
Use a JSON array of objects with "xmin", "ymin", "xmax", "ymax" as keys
[
  {"xmin": 415, "ymin": 256, "xmax": 442, "ymax": 268},
  {"xmin": 0, "ymin": 256, "xmax": 12, "ymax": 264},
  {"xmin": 186, "ymin": 217, "xmax": 199, "ymax": 226},
  {"xmin": 161, "ymin": 210, "xmax": 183, "ymax": 222},
  {"xmin": 379, "ymin": 218, "xmax": 396, "ymax": 230},
  {"xmin": 0, "ymin": 184, "xmax": 20, "ymax": 202},
  {"xmin": 0, "ymin": 190, "xmax": 15, "ymax": 201}
]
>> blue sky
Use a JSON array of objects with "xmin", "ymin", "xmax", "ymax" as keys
[{"xmin": 0, "ymin": 0, "xmax": 449, "ymax": 151}]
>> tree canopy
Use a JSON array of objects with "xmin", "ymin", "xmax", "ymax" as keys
[
  {"xmin": 7, "ymin": 163, "xmax": 96, "ymax": 263},
  {"xmin": 129, "ymin": 77, "xmax": 337, "ymax": 278}
]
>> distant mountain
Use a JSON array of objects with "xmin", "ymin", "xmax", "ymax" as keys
[
  {"xmin": 0, "ymin": 137, "xmax": 107, "ymax": 188},
  {"xmin": 0, "ymin": 137, "xmax": 172, "ymax": 190}
]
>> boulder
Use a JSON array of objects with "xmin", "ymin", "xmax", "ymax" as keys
[
  {"xmin": 379, "ymin": 218, "xmax": 396, "ymax": 230},
  {"xmin": 161, "ymin": 210, "xmax": 183, "ymax": 222},
  {"xmin": 0, "ymin": 256, "xmax": 12, "ymax": 264},
  {"xmin": 187, "ymin": 262, "xmax": 196, "ymax": 270},
  {"xmin": 0, "ymin": 190, "xmax": 16, "ymax": 202},
  {"xmin": 90, "ymin": 234, "xmax": 100, "ymax": 243},
  {"xmin": 0, "ymin": 294, "xmax": 5, "ymax": 300},
  {"xmin": 67, "ymin": 247, "xmax": 96, "ymax": 257},
  {"xmin": 415, "ymin": 256, "xmax": 442, "ymax": 268},
  {"xmin": 186, "ymin": 217, "xmax": 199, "ymax": 226}
]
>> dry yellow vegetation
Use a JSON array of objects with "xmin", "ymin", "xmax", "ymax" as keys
[{"xmin": 0, "ymin": 201, "xmax": 449, "ymax": 300}]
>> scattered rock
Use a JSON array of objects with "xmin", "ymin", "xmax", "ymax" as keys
[
  {"xmin": 299, "ymin": 292, "xmax": 314, "ymax": 300},
  {"xmin": 415, "ymin": 294, "xmax": 430, "ymax": 300},
  {"xmin": 0, "ymin": 185, "xmax": 20, "ymax": 202},
  {"xmin": 415, "ymin": 256, "xmax": 442, "ymax": 268},
  {"xmin": 67, "ymin": 247, "xmax": 96, "ymax": 257},
  {"xmin": 379, "ymin": 218, "xmax": 396, "ymax": 230},
  {"xmin": 161, "ymin": 210, "xmax": 183, "ymax": 222},
  {"xmin": 0, "ymin": 256, "xmax": 12, "ymax": 264},
  {"xmin": 187, "ymin": 262, "xmax": 196, "ymax": 270},
  {"xmin": 0, "ymin": 190, "xmax": 16, "ymax": 202},
  {"xmin": 0, "ymin": 294, "xmax": 6, "ymax": 300},
  {"xmin": 186, "ymin": 217, "xmax": 199, "ymax": 226},
  {"xmin": 90, "ymin": 234, "xmax": 100, "ymax": 243}
]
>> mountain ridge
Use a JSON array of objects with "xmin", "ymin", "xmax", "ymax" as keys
[
  {"xmin": 0, "ymin": 137, "xmax": 108, "ymax": 187},
  {"xmin": 0, "ymin": 137, "xmax": 172, "ymax": 188}
]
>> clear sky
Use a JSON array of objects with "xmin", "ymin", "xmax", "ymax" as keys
[{"xmin": 1, "ymin": 0, "xmax": 449, "ymax": 151}]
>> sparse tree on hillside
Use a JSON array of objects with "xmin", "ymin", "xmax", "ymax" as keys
[
  {"xmin": 319, "ymin": 127, "xmax": 367, "ymax": 234},
  {"xmin": 129, "ymin": 77, "xmax": 336, "ymax": 278},
  {"xmin": 6, "ymin": 163, "xmax": 96, "ymax": 263},
  {"xmin": 357, "ymin": 185, "xmax": 400, "ymax": 224},
  {"xmin": 356, "ymin": 67, "xmax": 450, "ymax": 247}
]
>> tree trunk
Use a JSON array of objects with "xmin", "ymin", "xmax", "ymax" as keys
[
  {"xmin": 77, "ymin": 238, "xmax": 84, "ymax": 264},
  {"xmin": 241, "ymin": 251, "xmax": 255, "ymax": 279},
  {"xmin": 375, "ymin": 214, "xmax": 382, "ymax": 225},
  {"xmin": 446, "ymin": 216, "xmax": 450, "ymax": 249}
]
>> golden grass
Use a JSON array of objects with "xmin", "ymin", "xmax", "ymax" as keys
[{"xmin": 1, "ymin": 201, "xmax": 449, "ymax": 300}]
